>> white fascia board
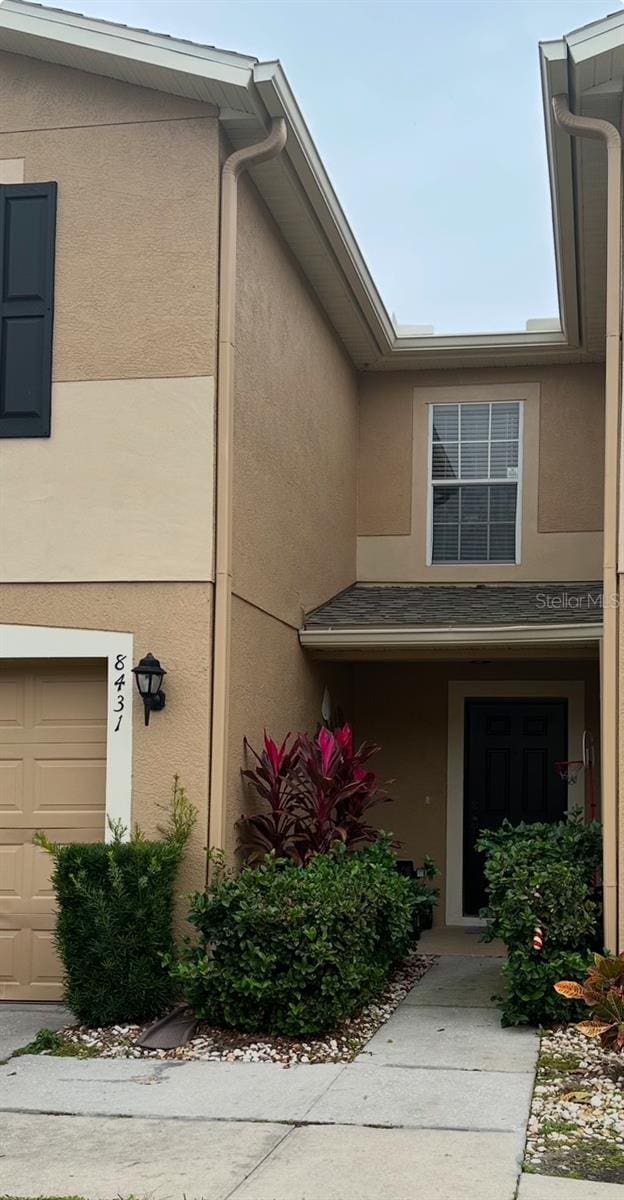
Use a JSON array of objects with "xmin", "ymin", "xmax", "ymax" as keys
[
  {"xmin": 300, "ymin": 623, "xmax": 602, "ymax": 650},
  {"xmin": 539, "ymin": 38, "xmax": 580, "ymax": 350},
  {"xmin": 253, "ymin": 60, "xmax": 394, "ymax": 354},
  {"xmin": 0, "ymin": 0, "xmax": 256, "ymax": 93},
  {"xmin": 254, "ymin": 59, "xmax": 575, "ymax": 362},
  {"xmin": 565, "ymin": 11, "xmax": 624, "ymax": 65}
]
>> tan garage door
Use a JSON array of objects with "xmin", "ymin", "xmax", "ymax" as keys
[{"xmin": 0, "ymin": 661, "xmax": 107, "ymax": 1001}]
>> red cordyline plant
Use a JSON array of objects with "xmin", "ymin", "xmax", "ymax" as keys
[{"xmin": 239, "ymin": 724, "xmax": 390, "ymax": 864}]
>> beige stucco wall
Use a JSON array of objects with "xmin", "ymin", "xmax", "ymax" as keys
[
  {"xmin": 0, "ymin": 52, "xmax": 219, "ymax": 585},
  {"xmin": 353, "ymin": 657, "xmax": 600, "ymax": 925},
  {"xmin": 0, "ymin": 584, "xmax": 213, "ymax": 898},
  {"xmin": 227, "ymin": 597, "xmax": 353, "ymax": 857},
  {"xmin": 0, "ymin": 377, "xmax": 214, "ymax": 582},
  {"xmin": 0, "ymin": 56, "xmax": 219, "ymax": 883},
  {"xmin": 225, "ymin": 169, "xmax": 359, "ymax": 852},
  {"xmin": 357, "ymin": 364, "xmax": 604, "ymax": 581}
]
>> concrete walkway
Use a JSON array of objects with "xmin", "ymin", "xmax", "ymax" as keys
[{"xmin": 0, "ymin": 956, "xmax": 538, "ymax": 1199}]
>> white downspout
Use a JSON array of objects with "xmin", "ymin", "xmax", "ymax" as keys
[
  {"xmin": 208, "ymin": 118, "xmax": 287, "ymax": 866},
  {"xmin": 552, "ymin": 95, "xmax": 622, "ymax": 951}
]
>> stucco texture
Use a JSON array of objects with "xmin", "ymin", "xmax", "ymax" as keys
[
  {"xmin": 357, "ymin": 364, "xmax": 604, "ymax": 582},
  {"xmin": 232, "ymin": 172, "xmax": 358, "ymax": 627},
  {"xmin": 353, "ymin": 657, "xmax": 600, "ymax": 924},
  {"xmin": 224, "ymin": 167, "xmax": 359, "ymax": 854},
  {"xmin": 0, "ymin": 52, "xmax": 219, "ymax": 381},
  {"xmin": 0, "ymin": 377, "xmax": 215, "ymax": 583},
  {"xmin": 226, "ymin": 596, "xmax": 353, "ymax": 858},
  {"xmin": 0, "ymin": 585, "xmax": 213, "ymax": 898}
]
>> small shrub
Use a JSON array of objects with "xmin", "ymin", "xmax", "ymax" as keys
[
  {"xmin": 170, "ymin": 838, "xmax": 415, "ymax": 1036},
  {"xmin": 555, "ymin": 952, "xmax": 624, "ymax": 1047},
  {"xmin": 35, "ymin": 777, "xmax": 196, "ymax": 1026},
  {"xmin": 503, "ymin": 949, "xmax": 590, "ymax": 1027},
  {"xmin": 478, "ymin": 815, "xmax": 602, "ymax": 1026},
  {"xmin": 238, "ymin": 725, "xmax": 390, "ymax": 863},
  {"xmin": 411, "ymin": 856, "xmax": 439, "ymax": 933}
]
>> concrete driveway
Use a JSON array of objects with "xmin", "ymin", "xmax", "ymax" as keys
[
  {"xmin": 0, "ymin": 1002, "xmax": 69, "ymax": 1062},
  {"xmin": 0, "ymin": 956, "xmax": 538, "ymax": 1200}
]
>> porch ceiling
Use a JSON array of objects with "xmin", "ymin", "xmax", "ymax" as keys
[{"xmin": 300, "ymin": 582, "xmax": 603, "ymax": 658}]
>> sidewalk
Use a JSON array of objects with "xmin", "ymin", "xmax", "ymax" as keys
[{"xmin": 0, "ymin": 955, "xmax": 538, "ymax": 1200}]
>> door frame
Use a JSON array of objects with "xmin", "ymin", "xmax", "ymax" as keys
[
  {"xmin": 446, "ymin": 679, "xmax": 584, "ymax": 927},
  {"xmin": 0, "ymin": 624, "xmax": 133, "ymax": 839}
]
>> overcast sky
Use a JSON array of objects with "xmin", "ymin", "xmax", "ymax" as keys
[{"xmin": 40, "ymin": 0, "xmax": 616, "ymax": 333}]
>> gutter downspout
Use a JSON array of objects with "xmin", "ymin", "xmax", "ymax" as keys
[
  {"xmin": 552, "ymin": 95, "xmax": 622, "ymax": 951},
  {"xmin": 208, "ymin": 118, "xmax": 287, "ymax": 864}
]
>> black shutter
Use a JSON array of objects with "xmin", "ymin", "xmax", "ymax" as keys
[{"xmin": 0, "ymin": 182, "xmax": 57, "ymax": 438}]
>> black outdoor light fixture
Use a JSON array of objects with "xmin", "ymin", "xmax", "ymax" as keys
[{"xmin": 132, "ymin": 652, "xmax": 166, "ymax": 726}]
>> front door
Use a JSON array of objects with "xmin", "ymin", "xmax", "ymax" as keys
[{"xmin": 463, "ymin": 698, "xmax": 568, "ymax": 916}]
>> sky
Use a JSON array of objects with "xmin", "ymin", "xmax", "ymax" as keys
[{"xmin": 39, "ymin": 0, "xmax": 619, "ymax": 334}]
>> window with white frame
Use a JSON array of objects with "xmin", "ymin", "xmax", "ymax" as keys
[{"xmin": 428, "ymin": 401, "xmax": 522, "ymax": 564}]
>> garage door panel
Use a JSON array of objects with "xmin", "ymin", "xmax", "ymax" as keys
[
  {"xmin": 0, "ymin": 759, "xmax": 23, "ymax": 815},
  {"xmin": 30, "ymin": 929, "xmax": 60, "ymax": 985},
  {"xmin": 34, "ymin": 676, "xmax": 107, "ymax": 729},
  {"xmin": 33, "ymin": 758, "xmax": 106, "ymax": 820},
  {"xmin": 0, "ymin": 844, "xmax": 22, "ymax": 898},
  {"xmin": 0, "ymin": 677, "xmax": 25, "ymax": 728},
  {"xmin": 0, "ymin": 663, "xmax": 106, "ymax": 1001},
  {"xmin": 0, "ymin": 928, "xmax": 19, "ymax": 985}
]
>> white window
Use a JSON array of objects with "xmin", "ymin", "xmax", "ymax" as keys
[{"xmin": 428, "ymin": 401, "xmax": 522, "ymax": 564}]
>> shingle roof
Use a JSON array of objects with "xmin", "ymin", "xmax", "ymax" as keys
[{"xmin": 304, "ymin": 583, "xmax": 604, "ymax": 629}]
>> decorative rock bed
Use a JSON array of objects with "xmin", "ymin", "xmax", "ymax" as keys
[
  {"xmin": 33, "ymin": 952, "xmax": 435, "ymax": 1068},
  {"xmin": 525, "ymin": 1026, "xmax": 624, "ymax": 1184}
]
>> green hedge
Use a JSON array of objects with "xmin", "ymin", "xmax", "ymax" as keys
[
  {"xmin": 36, "ymin": 780, "xmax": 195, "ymax": 1027},
  {"xmin": 478, "ymin": 816, "xmax": 602, "ymax": 1026},
  {"xmin": 171, "ymin": 839, "xmax": 416, "ymax": 1036}
]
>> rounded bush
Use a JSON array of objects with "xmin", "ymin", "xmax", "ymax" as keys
[{"xmin": 171, "ymin": 840, "xmax": 416, "ymax": 1036}]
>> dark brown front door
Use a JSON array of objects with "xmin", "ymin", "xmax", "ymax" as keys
[{"xmin": 463, "ymin": 698, "xmax": 568, "ymax": 916}]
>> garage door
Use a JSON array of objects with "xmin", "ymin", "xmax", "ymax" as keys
[{"xmin": 0, "ymin": 661, "xmax": 107, "ymax": 1001}]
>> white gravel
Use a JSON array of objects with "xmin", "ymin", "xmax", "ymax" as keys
[
  {"xmin": 47, "ymin": 952, "xmax": 435, "ymax": 1067},
  {"xmin": 525, "ymin": 1025, "xmax": 624, "ymax": 1180}
]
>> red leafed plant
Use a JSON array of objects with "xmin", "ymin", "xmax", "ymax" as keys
[{"xmin": 239, "ymin": 724, "xmax": 390, "ymax": 864}]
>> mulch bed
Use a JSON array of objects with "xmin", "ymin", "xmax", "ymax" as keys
[
  {"xmin": 525, "ymin": 1025, "xmax": 624, "ymax": 1184},
  {"xmin": 44, "ymin": 952, "xmax": 435, "ymax": 1067}
]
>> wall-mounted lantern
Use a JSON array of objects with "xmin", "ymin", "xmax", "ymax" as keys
[{"xmin": 132, "ymin": 652, "xmax": 166, "ymax": 726}]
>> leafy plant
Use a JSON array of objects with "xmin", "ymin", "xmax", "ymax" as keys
[
  {"xmin": 239, "ymin": 724, "xmax": 391, "ymax": 863},
  {"xmin": 555, "ymin": 952, "xmax": 624, "ymax": 1047},
  {"xmin": 35, "ymin": 777, "xmax": 196, "ymax": 1026},
  {"xmin": 410, "ymin": 856, "xmax": 439, "ymax": 933},
  {"xmin": 170, "ymin": 838, "xmax": 415, "ymax": 1036},
  {"xmin": 478, "ymin": 815, "xmax": 602, "ymax": 1026}
]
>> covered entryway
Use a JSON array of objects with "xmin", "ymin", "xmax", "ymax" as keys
[
  {"xmin": 0, "ymin": 661, "xmax": 107, "ymax": 1000},
  {"xmin": 300, "ymin": 582, "xmax": 602, "ymax": 931}
]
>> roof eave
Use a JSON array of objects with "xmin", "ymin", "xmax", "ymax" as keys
[
  {"xmin": 300, "ymin": 623, "xmax": 603, "ymax": 650},
  {"xmin": 0, "ymin": 0, "xmax": 593, "ymax": 369}
]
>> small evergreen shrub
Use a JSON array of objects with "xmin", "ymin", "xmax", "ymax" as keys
[
  {"xmin": 35, "ymin": 777, "xmax": 195, "ymax": 1026},
  {"xmin": 478, "ymin": 815, "xmax": 602, "ymax": 1026},
  {"xmin": 170, "ymin": 838, "xmax": 415, "ymax": 1036}
]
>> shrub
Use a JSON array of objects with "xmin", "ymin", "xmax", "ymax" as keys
[
  {"xmin": 170, "ymin": 838, "xmax": 415, "ymax": 1036},
  {"xmin": 238, "ymin": 725, "xmax": 391, "ymax": 863},
  {"xmin": 556, "ymin": 952, "xmax": 624, "ymax": 1048},
  {"xmin": 35, "ymin": 777, "xmax": 196, "ymax": 1026},
  {"xmin": 478, "ymin": 815, "xmax": 602, "ymax": 1026},
  {"xmin": 411, "ymin": 856, "xmax": 439, "ymax": 933}
]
